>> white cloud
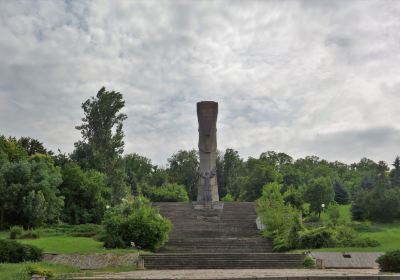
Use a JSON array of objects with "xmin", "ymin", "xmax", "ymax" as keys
[{"xmin": 1, "ymin": 0, "xmax": 400, "ymax": 165}]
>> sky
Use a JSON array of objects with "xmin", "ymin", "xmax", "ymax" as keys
[{"xmin": 1, "ymin": 0, "xmax": 400, "ymax": 166}]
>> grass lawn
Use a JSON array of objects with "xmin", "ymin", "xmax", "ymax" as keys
[
  {"xmin": 304, "ymin": 205, "xmax": 400, "ymax": 253},
  {"xmin": 0, "ymin": 225, "xmax": 140, "ymax": 254},
  {"xmin": 0, "ymin": 262, "xmax": 80, "ymax": 280}
]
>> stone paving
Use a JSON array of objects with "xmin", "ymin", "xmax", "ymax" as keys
[{"xmin": 69, "ymin": 268, "xmax": 400, "ymax": 279}]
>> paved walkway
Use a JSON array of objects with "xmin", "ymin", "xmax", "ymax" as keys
[{"xmin": 70, "ymin": 269, "xmax": 400, "ymax": 279}]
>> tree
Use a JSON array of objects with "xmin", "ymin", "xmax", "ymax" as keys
[
  {"xmin": 333, "ymin": 181, "xmax": 349, "ymax": 205},
  {"xmin": 238, "ymin": 158, "xmax": 279, "ymax": 201},
  {"xmin": 60, "ymin": 162, "xmax": 109, "ymax": 224},
  {"xmin": 123, "ymin": 153, "xmax": 153, "ymax": 195},
  {"xmin": 72, "ymin": 87, "xmax": 127, "ymax": 174},
  {"xmin": 303, "ymin": 177, "xmax": 335, "ymax": 217},
  {"xmin": 0, "ymin": 155, "xmax": 63, "ymax": 228},
  {"xmin": 17, "ymin": 137, "xmax": 52, "ymax": 156},
  {"xmin": 71, "ymin": 87, "xmax": 128, "ymax": 203},
  {"xmin": 390, "ymin": 156, "xmax": 400, "ymax": 187},
  {"xmin": 23, "ymin": 190, "xmax": 47, "ymax": 228},
  {"xmin": 0, "ymin": 136, "xmax": 28, "ymax": 162},
  {"xmin": 219, "ymin": 149, "xmax": 243, "ymax": 200},
  {"xmin": 167, "ymin": 150, "xmax": 199, "ymax": 200}
]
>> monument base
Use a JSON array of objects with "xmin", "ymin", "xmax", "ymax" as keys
[{"xmin": 192, "ymin": 201, "xmax": 224, "ymax": 210}]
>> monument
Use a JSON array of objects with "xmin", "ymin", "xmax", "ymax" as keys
[{"xmin": 196, "ymin": 101, "xmax": 220, "ymax": 205}]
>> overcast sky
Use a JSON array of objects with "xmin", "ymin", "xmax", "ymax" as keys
[{"xmin": 1, "ymin": 0, "xmax": 400, "ymax": 166}]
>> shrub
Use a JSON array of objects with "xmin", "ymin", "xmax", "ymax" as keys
[
  {"xmin": 0, "ymin": 239, "xmax": 42, "ymax": 263},
  {"xmin": 19, "ymin": 229, "xmax": 40, "ymax": 239},
  {"xmin": 9, "ymin": 226, "xmax": 23, "ymax": 239},
  {"xmin": 299, "ymin": 227, "xmax": 335, "ymax": 249},
  {"xmin": 377, "ymin": 250, "xmax": 400, "ymax": 272},
  {"xmin": 303, "ymin": 256, "xmax": 316, "ymax": 268},
  {"xmin": 26, "ymin": 265, "xmax": 55, "ymax": 278},
  {"xmin": 143, "ymin": 183, "xmax": 189, "ymax": 202},
  {"xmin": 334, "ymin": 226, "xmax": 379, "ymax": 247},
  {"xmin": 287, "ymin": 215, "xmax": 304, "ymax": 249},
  {"xmin": 102, "ymin": 196, "xmax": 172, "ymax": 250},
  {"xmin": 222, "ymin": 194, "xmax": 234, "ymax": 202}
]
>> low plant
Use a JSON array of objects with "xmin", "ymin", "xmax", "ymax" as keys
[
  {"xmin": 298, "ymin": 227, "xmax": 335, "ymax": 249},
  {"xmin": 377, "ymin": 250, "xmax": 400, "ymax": 272},
  {"xmin": 26, "ymin": 265, "xmax": 55, "ymax": 278},
  {"xmin": 222, "ymin": 194, "xmax": 234, "ymax": 202},
  {"xmin": 9, "ymin": 226, "xmax": 23, "ymax": 239},
  {"xmin": 102, "ymin": 196, "xmax": 172, "ymax": 250},
  {"xmin": 303, "ymin": 256, "xmax": 316, "ymax": 268},
  {"xmin": 19, "ymin": 229, "xmax": 40, "ymax": 239},
  {"xmin": 0, "ymin": 239, "xmax": 43, "ymax": 263}
]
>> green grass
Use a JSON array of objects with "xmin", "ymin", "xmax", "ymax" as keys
[
  {"xmin": 303, "ymin": 205, "xmax": 400, "ymax": 253},
  {"xmin": 0, "ymin": 262, "xmax": 79, "ymax": 280},
  {"xmin": 0, "ymin": 224, "xmax": 140, "ymax": 254}
]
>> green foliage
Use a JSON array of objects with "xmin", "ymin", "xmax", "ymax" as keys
[
  {"xmin": 218, "ymin": 149, "xmax": 244, "ymax": 200},
  {"xmin": 60, "ymin": 162, "xmax": 109, "ymax": 224},
  {"xmin": 221, "ymin": 194, "xmax": 234, "ymax": 202},
  {"xmin": 167, "ymin": 150, "xmax": 199, "ymax": 200},
  {"xmin": 303, "ymin": 256, "xmax": 316, "ymax": 268},
  {"xmin": 303, "ymin": 177, "xmax": 335, "ymax": 216},
  {"xmin": 19, "ymin": 229, "xmax": 40, "ymax": 240},
  {"xmin": 123, "ymin": 153, "xmax": 154, "ymax": 195},
  {"xmin": 17, "ymin": 137, "xmax": 52, "ymax": 156},
  {"xmin": 377, "ymin": 250, "xmax": 400, "ymax": 272},
  {"xmin": 238, "ymin": 159, "xmax": 279, "ymax": 201},
  {"xmin": 9, "ymin": 226, "xmax": 23, "ymax": 240},
  {"xmin": 102, "ymin": 197, "xmax": 172, "ymax": 250},
  {"xmin": 143, "ymin": 183, "xmax": 189, "ymax": 202},
  {"xmin": 287, "ymin": 215, "xmax": 304, "ymax": 249},
  {"xmin": 0, "ymin": 154, "xmax": 63, "ymax": 229},
  {"xmin": 333, "ymin": 181, "xmax": 349, "ymax": 205},
  {"xmin": 258, "ymin": 183, "xmax": 298, "ymax": 236},
  {"xmin": 0, "ymin": 239, "xmax": 42, "ymax": 263},
  {"xmin": 72, "ymin": 87, "xmax": 127, "ymax": 174},
  {"xmin": 327, "ymin": 204, "xmax": 341, "ymax": 226},
  {"xmin": 26, "ymin": 264, "xmax": 54, "ymax": 278},
  {"xmin": 299, "ymin": 227, "xmax": 336, "ymax": 249}
]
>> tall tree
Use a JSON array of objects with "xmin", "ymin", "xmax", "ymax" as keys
[
  {"xmin": 72, "ymin": 87, "xmax": 127, "ymax": 174},
  {"xmin": 167, "ymin": 150, "xmax": 199, "ymax": 200},
  {"xmin": 390, "ymin": 156, "xmax": 400, "ymax": 187},
  {"xmin": 219, "ymin": 148, "xmax": 243, "ymax": 200}
]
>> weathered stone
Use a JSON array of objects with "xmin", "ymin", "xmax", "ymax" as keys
[{"xmin": 196, "ymin": 101, "xmax": 219, "ymax": 203}]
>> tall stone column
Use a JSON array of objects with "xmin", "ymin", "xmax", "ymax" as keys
[{"xmin": 197, "ymin": 101, "xmax": 219, "ymax": 203}]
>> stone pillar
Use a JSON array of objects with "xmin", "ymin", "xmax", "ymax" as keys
[{"xmin": 197, "ymin": 101, "xmax": 219, "ymax": 203}]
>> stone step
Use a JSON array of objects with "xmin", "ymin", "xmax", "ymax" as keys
[{"xmin": 141, "ymin": 253, "xmax": 305, "ymax": 269}]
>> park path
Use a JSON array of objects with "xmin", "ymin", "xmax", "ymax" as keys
[{"xmin": 70, "ymin": 268, "xmax": 399, "ymax": 279}]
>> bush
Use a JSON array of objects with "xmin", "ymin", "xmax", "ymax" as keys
[
  {"xmin": 334, "ymin": 226, "xmax": 379, "ymax": 247},
  {"xmin": 303, "ymin": 256, "xmax": 316, "ymax": 268},
  {"xmin": 377, "ymin": 250, "xmax": 400, "ymax": 272},
  {"xmin": 143, "ymin": 183, "xmax": 189, "ymax": 202},
  {"xmin": 0, "ymin": 239, "xmax": 42, "ymax": 263},
  {"xmin": 19, "ymin": 229, "xmax": 40, "ymax": 239},
  {"xmin": 102, "ymin": 196, "xmax": 172, "ymax": 250},
  {"xmin": 222, "ymin": 194, "xmax": 234, "ymax": 202},
  {"xmin": 9, "ymin": 226, "xmax": 23, "ymax": 239},
  {"xmin": 26, "ymin": 265, "xmax": 55, "ymax": 278},
  {"xmin": 299, "ymin": 227, "xmax": 335, "ymax": 249}
]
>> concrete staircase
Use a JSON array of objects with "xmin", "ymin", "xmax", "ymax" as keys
[{"xmin": 140, "ymin": 202, "xmax": 304, "ymax": 269}]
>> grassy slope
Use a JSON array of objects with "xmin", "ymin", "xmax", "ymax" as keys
[
  {"xmin": 310, "ymin": 205, "xmax": 400, "ymax": 252},
  {"xmin": 0, "ymin": 231, "xmax": 137, "ymax": 254},
  {"xmin": 0, "ymin": 262, "xmax": 80, "ymax": 280}
]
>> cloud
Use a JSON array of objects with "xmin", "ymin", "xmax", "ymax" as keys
[{"xmin": 1, "ymin": 0, "xmax": 400, "ymax": 165}]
